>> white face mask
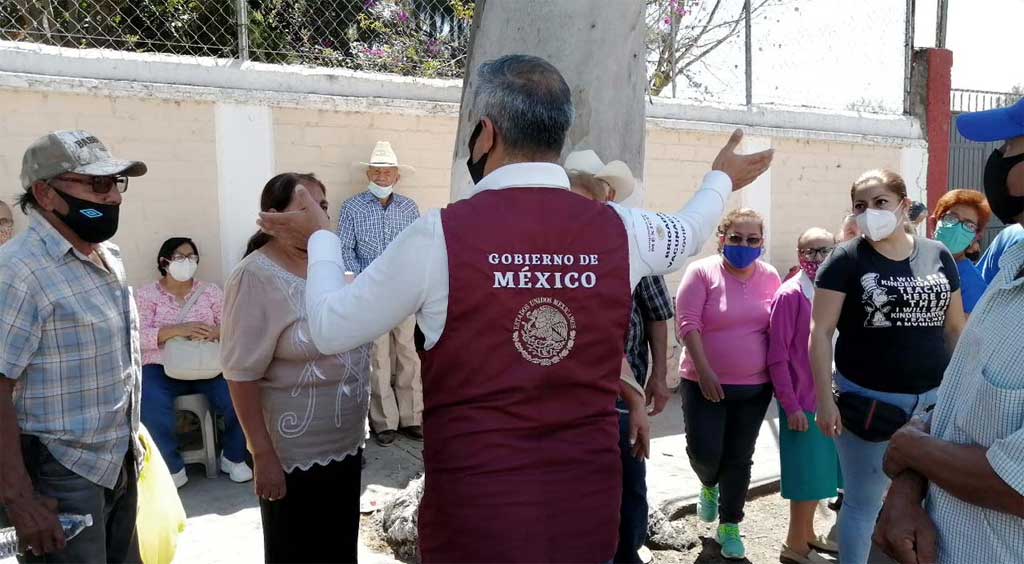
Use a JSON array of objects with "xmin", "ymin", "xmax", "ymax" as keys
[
  {"xmin": 168, "ymin": 258, "xmax": 198, "ymax": 282},
  {"xmin": 856, "ymin": 207, "xmax": 901, "ymax": 241},
  {"xmin": 367, "ymin": 182, "xmax": 393, "ymax": 199}
]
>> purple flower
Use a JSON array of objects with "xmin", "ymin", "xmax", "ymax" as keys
[
  {"xmin": 363, "ymin": 0, "xmax": 377, "ymax": 8},
  {"xmin": 426, "ymin": 39, "xmax": 441, "ymax": 55},
  {"xmin": 397, "ymin": 11, "xmax": 410, "ymax": 24}
]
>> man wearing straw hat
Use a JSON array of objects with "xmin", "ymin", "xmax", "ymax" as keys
[{"xmin": 338, "ymin": 141, "xmax": 423, "ymax": 446}]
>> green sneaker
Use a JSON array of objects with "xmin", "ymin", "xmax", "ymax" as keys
[
  {"xmin": 716, "ymin": 523, "xmax": 745, "ymax": 560},
  {"xmin": 698, "ymin": 486, "xmax": 719, "ymax": 523}
]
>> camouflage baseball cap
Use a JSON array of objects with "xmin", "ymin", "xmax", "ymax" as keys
[{"xmin": 20, "ymin": 130, "xmax": 147, "ymax": 189}]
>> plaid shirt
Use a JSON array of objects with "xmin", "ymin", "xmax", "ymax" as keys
[
  {"xmin": 927, "ymin": 243, "xmax": 1024, "ymax": 563},
  {"xmin": 0, "ymin": 213, "xmax": 142, "ymax": 489},
  {"xmin": 337, "ymin": 191, "xmax": 420, "ymax": 274},
  {"xmin": 625, "ymin": 275, "xmax": 675, "ymax": 386}
]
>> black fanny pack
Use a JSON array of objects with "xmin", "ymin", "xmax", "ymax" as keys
[{"xmin": 835, "ymin": 392, "xmax": 909, "ymax": 442}]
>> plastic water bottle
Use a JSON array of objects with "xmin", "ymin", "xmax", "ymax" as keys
[{"xmin": 0, "ymin": 513, "xmax": 93, "ymax": 558}]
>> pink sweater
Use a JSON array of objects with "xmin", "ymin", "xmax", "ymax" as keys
[
  {"xmin": 676, "ymin": 255, "xmax": 781, "ymax": 386},
  {"xmin": 136, "ymin": 280, "xmax": 223, "ymax": 366},
  {"xmin": 766, "ymin": 273, "xmax": 818, "ymax": 415}
]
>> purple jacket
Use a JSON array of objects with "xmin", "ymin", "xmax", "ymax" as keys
[{"xmin": 767, "ymin": 272, "xmax": 819, "ymax": 415}]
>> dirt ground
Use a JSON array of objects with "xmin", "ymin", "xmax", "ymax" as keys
[{"xmin": 359, "ymin": 490, "xmax": 839, "ymax": 564}]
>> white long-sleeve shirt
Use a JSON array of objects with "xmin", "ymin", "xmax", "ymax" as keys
[{"xmin": 306, "ymin": 162, "xmax": 731, "ymax": 355}]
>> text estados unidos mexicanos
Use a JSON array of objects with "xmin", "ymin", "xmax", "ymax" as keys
[{"xmin": 488, "ymin": 253, "xmax": 600, "ymax": 289}]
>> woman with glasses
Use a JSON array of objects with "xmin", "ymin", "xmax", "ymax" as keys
[
  {"xmin": 675, "ymin": 208, "xmax": 781, "ymax": 560},
  {"xmin": 928, "ymin": 189, "xmax": 992, "ymax": 316},
  {"xmin": 768, "ymin": 228, "xmax": 841, "ymax": 564},
  {"xmin": 136, "ymin": 237, "xmax": 251, "ymax": 488},
  {"xmin": 810, "ymin": 170, "xmax": 966, "ymax": 564}
]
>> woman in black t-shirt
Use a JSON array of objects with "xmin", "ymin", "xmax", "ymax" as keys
[{"xmin": 808, "ymin": 169, "xmax": 966, "ymax": 564}]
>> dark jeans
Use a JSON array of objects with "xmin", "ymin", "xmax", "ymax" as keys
[
  {"xmin": 614, "ymin": 410, "xmax": 648, "ymax": 564},
  {"xmin": 680, "ymin": 380, "xmax": 772, "ymax": 524},
  {"xmin": 141, "ymin": 364, "xmax": 247, "ymax": 473},
  {"xmin": 259, "ymin": 452, "xmax": 362, "ymax": 564},
  {"xmin": 2, "ymin": 435, "xmax": 141, "ymax": 564}
]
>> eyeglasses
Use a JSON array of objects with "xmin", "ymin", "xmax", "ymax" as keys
[
  {"xmin": 725, "ymin": 233, "xmax": 763, "ymax": 247},
  {"xmin": 798, "ymin": 247, "xmax": 835, "ymax": 261},
  {"xmin": 170, "ymin": 255, "xmax": 199, "ymax": 263},
  {"xmin": 52, "ymin": 175, "xmax": 130, "ymax": 194},
  {"xmin": 939, "ymin": 213, "xmax": 978, "ymax": 234}
]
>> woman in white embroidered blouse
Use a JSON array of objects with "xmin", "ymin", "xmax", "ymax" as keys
[{"xmin": 221, "ymin": 173, "xmax": 371, "ymax": 564}]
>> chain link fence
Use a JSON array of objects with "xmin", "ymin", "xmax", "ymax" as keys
[{"xmin": 0, "ymin": 0, "xmax": 474, "ymax": 78}]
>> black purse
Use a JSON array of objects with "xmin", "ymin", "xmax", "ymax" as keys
[{"xmin": 835, "ymin": 392, "xmax": 909, "ymax": 442}]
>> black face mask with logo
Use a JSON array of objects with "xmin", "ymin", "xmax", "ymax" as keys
[
  {"xmin": 984, "ymin": 148, "xmax": 1024, "ymax": 225},
  {"xmin": 466, "ymin": 121, "xmax": 490, "ymax": 184},
  {"xmin": 53, "ymin": 189, "xmax": 121, "ymax": 243}
]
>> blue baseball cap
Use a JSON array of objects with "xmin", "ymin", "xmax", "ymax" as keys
[{"xmin": 956, "ymin": 97, "xmax": 1024, "ymax": 142}]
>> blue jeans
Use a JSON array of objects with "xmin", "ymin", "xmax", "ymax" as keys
[
  {"xmin": 1, "ymin": 435, "xmax": 140, "ymax": 563},
  {"xmin": 834, "ymin": 373, "xmax": 937, "ymax": 564},
  {"xmin": 614, "ymin": 409, "xmax": 647, "ymax": 564},
  {"xmin": 141, "ymin": 364, "xmax": 247, "ymax": 473}
]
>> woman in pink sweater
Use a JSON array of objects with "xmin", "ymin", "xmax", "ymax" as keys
[
  {"xmin": 767, "ymin": 227, "xmax": 841, "ymax": 564},
  {"xmin": 675, "ymin": 208, "xmax": 781, "ymax": 560}
]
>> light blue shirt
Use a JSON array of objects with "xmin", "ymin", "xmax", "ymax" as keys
[
  {"xmin": 956, "ymin": 258, "xmax": 988, "ymax": 314},
  {"xmin": 0, "ymin": 213, "xmax": 142, "ymax": 488},
  {"xmin": 337, "ymin": 191, "xmax": 420, "ymax": 274},
  {"xmin": 977, "ymin": 223, "xmax": 1024, "ymax": 284}
]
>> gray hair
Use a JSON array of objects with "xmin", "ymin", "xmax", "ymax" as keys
[{"xmin": 471, "ymin": 54, "xmax": 574, "ymax": 156}]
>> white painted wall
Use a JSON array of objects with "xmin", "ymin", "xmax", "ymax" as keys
[
  {"xmin": 214, "ymin": 103, "xmax": 275, "ymax": 277},
  {"xmin": 739, "ymin": 135, "xmax": 774, "ymax": 263}
]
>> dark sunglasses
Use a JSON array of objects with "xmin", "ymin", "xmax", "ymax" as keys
[
  {"xmin": 52, "ymin": 175, "xmax": 129, "ymax": 195},
  {"xmin": 725, "ymin": 233, "xmax": 763, "ymax": 247}
]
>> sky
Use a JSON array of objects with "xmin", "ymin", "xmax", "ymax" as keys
[{"xmin": 662, "ymin": 0, "xmax": 1023, "ymax": 112}]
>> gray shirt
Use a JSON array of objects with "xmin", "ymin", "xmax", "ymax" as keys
[{"xmin": 221, "ymin": 251, "xmax": 371, "ymax": 472}]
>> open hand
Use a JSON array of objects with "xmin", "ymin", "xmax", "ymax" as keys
[
  {"xmin": 629, "ymin": 402, "xmax": 652, "ymax": 460},
  {"xmin": 645, "ymin": 369, "xmax": 671, "ymax": 417},
  {"xmin": 816, "ymin": 397, "xmax": 843, "ymax": 438},
  {"xmin": 697, "ymin": 368, "xmax": 724, "ymax": 403},
  {"xmin": 256, "ymin": 186, "xmax": 332, "ymax": 250},
  {"xmin": 253, "ymin": 451, "xmax": 286, "ymax": 502},
  {"xmin": 712, "ymin": 129, "xmax": 774, "ymax": 191}
]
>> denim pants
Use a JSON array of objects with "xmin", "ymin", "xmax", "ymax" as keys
[
  {"xmin": 2, "ymin": 435, "xmax": 141, "ymax": 564},
  {"xmin": 614, "ymin": 409, "xmax": 648, "ymax": 564},
  {"xmin": 140, "ymin": 364, "xmax": 247, "ymax": 473},
  {"xmin": 834, "ymin": 372, "xmax": 937, "ymax": 564},
  {"xmin": 680, "ymin": 380, "xmax": 773, "ymax": 524}
]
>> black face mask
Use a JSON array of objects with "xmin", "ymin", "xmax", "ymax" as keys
[
  {"xmin": 466, "ymin": 121, "xmax": 489, "ymax": 184},
  {"xmin": 53, "ymin": 188, "xmax": 121, "ymax": 243},
  {"xmin": 984, "ymin": 148, "xmax": 1024, "ymax": 225}
]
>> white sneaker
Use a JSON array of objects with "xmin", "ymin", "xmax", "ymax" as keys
[
  {"xmin": 171, "ymin": 468, "xmax": 188, "ymax": 489},
  {"xmin": 219, "ymin": 455, "xmax": 253, "ymax": 483}
]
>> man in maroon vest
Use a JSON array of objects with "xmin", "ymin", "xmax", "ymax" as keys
[{"xmin": 259, "ymin": 54, "xmax": 772, "ymax": 562}]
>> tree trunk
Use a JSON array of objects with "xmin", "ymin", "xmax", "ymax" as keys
[{"xmin": 450, "ymin": 0, "xmax": 647, "ymax": 203}]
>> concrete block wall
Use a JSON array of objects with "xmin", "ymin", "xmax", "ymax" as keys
[{"xmin": 0, "ymin": 73, "xmax": 924, "ymax": 301}]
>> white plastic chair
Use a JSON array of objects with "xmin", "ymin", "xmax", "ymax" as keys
[{"xmin": 173, "ymin": 393, "xmax": 218, "ymax": 478}]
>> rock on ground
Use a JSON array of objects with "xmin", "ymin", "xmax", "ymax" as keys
[
  {"xmin": 378, "ymin": 475, "xmax": 424, "ymax": 562},
  {"xmin": 646, "ymin": 505, "xmax": 700, "ymax": 552}
]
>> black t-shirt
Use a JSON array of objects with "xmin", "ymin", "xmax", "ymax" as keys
[{"xmin": 816, "ymin": 236, "xmax": 961, "ymax": 394}]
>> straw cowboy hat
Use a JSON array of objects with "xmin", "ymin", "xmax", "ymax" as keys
[
  {"xmin": 355, "ymin": 141, "xmax": 416, "ymax": 174},
  {"xmin": 563, "ymin": 150, "xmax": 635, "ymax": 203}
]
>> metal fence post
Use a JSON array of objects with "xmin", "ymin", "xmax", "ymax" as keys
[
  {"xmin": 744, "ymin": 0, "xmax": 752, "ymax": 106},
  {"xmin": 235, "ymin": 0, "xmax": 250, "ymax": 62}
]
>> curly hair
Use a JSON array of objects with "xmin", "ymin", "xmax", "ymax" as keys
[
  {"xmin": 716, "ymin": 207, "xmax": 764, "ymax": 237},
  {"xmin": 933, "ymin": 189, "xmax": 992, "ymax": 233}
]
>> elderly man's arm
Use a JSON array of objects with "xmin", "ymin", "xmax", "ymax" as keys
[{"xmin": 886, "ymin": 422, "xmax": 1024, "ymax": 517}]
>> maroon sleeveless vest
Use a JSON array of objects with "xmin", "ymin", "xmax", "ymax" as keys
[{"xmin": 417, "ymin": 187, "xmax": 633, "ymax": 563}]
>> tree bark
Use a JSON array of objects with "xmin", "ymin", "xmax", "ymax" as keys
[{"xmin": 449, "ymin": 0, "xmax": 646, "ymax": 203}]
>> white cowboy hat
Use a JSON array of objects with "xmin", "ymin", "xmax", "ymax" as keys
[
  {"xmin": 355, "ymin": 141, "xmax": 416, "ymax": 174},
  {"xmin": 563, "ymin": 150, "xmax": 635, "ymax": 203}
]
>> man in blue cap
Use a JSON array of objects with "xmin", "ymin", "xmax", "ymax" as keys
[
  {"xmin": 959, "ymin": 97, "xmax": 1024, "ymax": 283},
  {"xmin": 873, "ymin": 98, "xmax": 1024, "ymax": 563}
]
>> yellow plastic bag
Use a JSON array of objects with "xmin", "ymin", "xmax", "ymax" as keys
[{"xmin": 136, "ymin": 426, "xmax": 187, "ymax": 564}]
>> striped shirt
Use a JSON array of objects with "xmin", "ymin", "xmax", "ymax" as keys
[
  {"xmin": 927, "ymin": 242, "xmax": 1024, "ymax": 563},
  {"xmin": 337, "ymin": 191, "xmax": 420, "ymax": 274},
  {"xmin": 0, "ymin": 212, "xmax": 142, "ymax": 488}
]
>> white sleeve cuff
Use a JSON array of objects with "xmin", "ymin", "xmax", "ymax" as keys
[{"xmin": 307, "ymin": 230, "xmax": 345, "ymax": 268}]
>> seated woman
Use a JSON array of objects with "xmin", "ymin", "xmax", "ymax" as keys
[{"xmin": 136, "ymin": 237, "xmax": 252, "ymax": 488}]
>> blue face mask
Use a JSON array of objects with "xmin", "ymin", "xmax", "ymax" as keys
[
  {"xmin": 722, "ymin": 245, "xmax": 762, "ymax": 269},
  {"xmin": 934, "ymin": 220, "xmax": 975, "ymax": 255}
]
